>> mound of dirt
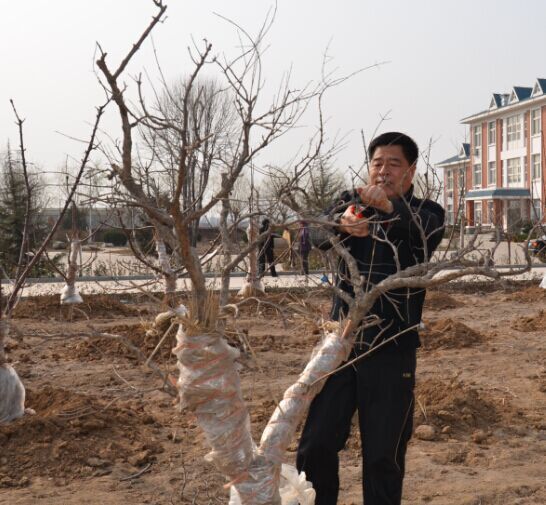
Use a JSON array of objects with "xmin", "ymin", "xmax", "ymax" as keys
[
  {"xmin": 415, "ymin": 378, "xmax": 501, "ymax": 435},
  {"xmin": 71, "ymin": 323, "xmax": 176, "ymax": 362},
  {"xmin": 420, "ymin": 318, "xmax": 484, "ymax": 350},
  {"xmin": 511, "ymin": 310, "xmax": 546, "ymax": 332},
  {"xmin": 507, "ymin": 286, "xmax": 546, "ymax": 303},
  {"xmin": 233, "ymin": 289, "xmax": 329, "ymax": 317},
  {"xmin": 435, "ymin": 279, "xmax": 538, "ymax": 295},
  {"xmin": 424, "ymin": 291, "xmax": 462, "ymax": 311},
  {"xmin": 0, "ymin": 385, "xmax": 162, "ymax": 487},
  {"xmin": 13, "ymin": 294, "xmax": 147, "ymax": 320}
]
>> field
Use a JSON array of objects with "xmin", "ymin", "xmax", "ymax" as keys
[{"xmin": 1, "ymin": 282, "xmax": 545, "ymax": 505}]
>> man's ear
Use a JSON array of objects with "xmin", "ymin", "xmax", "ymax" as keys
[{"xmin": 409, "ymin": 162, "xmax": 417, "ymax": 181}]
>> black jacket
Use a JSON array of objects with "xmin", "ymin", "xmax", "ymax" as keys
[
  {"xmin": 258, "ymin": 221, "xmax": 274, "ymax": 254},
  {"xmin": 312, "ymin": 186, "xmax": 445, "ymax": 353}
]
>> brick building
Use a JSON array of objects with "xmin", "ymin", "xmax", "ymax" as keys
[{"xmin": 438, "ymin": 78, "xmax": 546, "ymax": 231}]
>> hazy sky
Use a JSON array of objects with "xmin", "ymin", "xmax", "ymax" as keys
[{"xmin": 2, "ymin": 0, "xmax": 546, "ymax": 180}]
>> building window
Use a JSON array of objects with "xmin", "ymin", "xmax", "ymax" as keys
[
  {"xmin": 507, "ymin": 158, "xmax": 521, "ymax": 184},
  {"xmin": 473, "ymin": 125, "xmax": 482, "ymax": 153},
  {"xmin": 473, "ymin": 163, "xmax": 482, "ymax": 187},
  {"xmin": 532, "ymin": 153, "xmax": 541, "ymax": 180},
  {"xmin": 446, "ymin": 203, "xmax": 454, "ymax": 225},
  {"xmin": 488, "ymin": 121, "xmax": 496, "ymax": 145},
  {"xmin": 446, "ymin": 169, "xmax": 453, "ymax": 190},
  {"xmin": 474, "ymin": 206, "xmax": 482, "ymax": 225},
  {"xmin": 531, "ymin": 108, "xmax": 541, "ymax": 136},
  {"xmin": 487, "ymin": 201, "xmax": 495, "ymax": 224},
  {"xmin": 506, "ymin": 115, "xmax": 521, "ymax": 149},
  {"xmin": 531, "ymin": 199, "xmax": 543, "ymax": 221},
  {"xmin": 458, "ymin": 168, "xmax": 465, "ymax": 189},
  {"xmin": 488, "ymin": 161, "xmax": 496, "ymax": 185}
]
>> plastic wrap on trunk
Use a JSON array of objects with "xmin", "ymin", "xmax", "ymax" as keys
[
  {"xmin": 259, "ymin": 331, "xmax": 352, "ymax": 464},
  {"xmin": 0, "ymin": 364, "xmax": 25, "ymax": 424},
  {"xmin": 173, "ymin": 322, "xmax": 255, "ymax": 485},
  {"xmin": 231, "ymin": 329, "xmax": 350, "ymax": 502},
  {"xmin": 229, "ymin": 463, "xmax": 314, "ymax": 505},
  {"xmin": 60, "ymin": 284, "xmax": 83, "ymax": 305}
]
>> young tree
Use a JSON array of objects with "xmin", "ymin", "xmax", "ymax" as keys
[
  {"xmin": 93, "ymin": 1, "xmax": 332, "ymax": 498},
  {"xmin": 0, "ymin": 100, "xmax": 106, "ymax": 424},
  {"xmin": 92, "ymin": 3, "xmax": 535, "ymax": 503}
]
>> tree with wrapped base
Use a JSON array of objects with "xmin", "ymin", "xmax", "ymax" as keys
[
  {"xmin": 0, "ymin": 100, "xmax": 106, "ymax": 424},
  {"xmin": 94, "ymin": 2, "xmax": 535, "ymax": 503}
]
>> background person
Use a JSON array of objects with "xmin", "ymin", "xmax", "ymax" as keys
[
  {"xmin": 258, "ymin": 218, "xmax": 278, "ymax": 277},
  {"xmin": 298, "ymin": 220, "xmax": 311, "ymax": 275}
]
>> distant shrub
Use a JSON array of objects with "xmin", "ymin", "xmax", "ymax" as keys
[{"xmin": 102, "ymin": 230, "xmax": 127, "ymax": 247}]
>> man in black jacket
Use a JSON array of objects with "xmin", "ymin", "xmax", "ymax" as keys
[
  {"xmin": 258, "ymin": 218, "xmax": 278, "ymax": 277},
  {"xmin": 296, "ymin": 132, "xmax": 445, "ymax": 505}
]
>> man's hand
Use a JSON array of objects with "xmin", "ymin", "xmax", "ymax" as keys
[
  {"xmin": 338, "ymin": 205, "xmax": 369, "ymax": 237},
  {"xmin": 357, "ymin": 185, "xmax": 394, "ymax": 214}
]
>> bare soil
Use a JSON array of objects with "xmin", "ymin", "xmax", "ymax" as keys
[
  {"xmin": 1, "ymin": 283, "xmax": 545, "ymax": 504},
  {"xmin": 420, "ymin": 318, "xmax": 484, "ymax": 350}
]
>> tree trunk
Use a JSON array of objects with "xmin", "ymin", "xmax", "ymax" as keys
[
  {"xmin": 0, "ymin": 320, "xmax": 26, "ymax": 424},
  {"xmin": 238, "ymin": 216, "xmax": 264, "ymax": 297},
  {"xmin": 60, "ymin": 238, "xmax": 83, "ymax": 305},
  {"xmin": 155, "ymin": 237, "xmax": 177, "ymax": 308},
  {"xmin": 172, "ymin": 214, "xmax": 208, "ymax": 322},
  {"xmin": 459, "ymin": 214, "xmax": 465, "ymax": 249},
  {"xmin": 230, "ymin": 327, "xmax": 351, "ymax": 503},
  {"xmin": 173, "ymin": 329, "xmax": 256, "ymax": 499}
]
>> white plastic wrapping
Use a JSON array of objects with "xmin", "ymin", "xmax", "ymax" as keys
[
  {"xmin": 230, "ymin": 329, "xmax": 351, "ymax": 501},
  {"xmin": 0, "ymin": 364, "xmax": 25, "ymax": 424},
  {"xmin": 173, "ymin": 312, "xmax": 255, "ymax": 486},
  {"xmin": 61, "ymin": 239, "xmax": 83, "ymax": 305},
  {"xmin": 260, "ymin": 331, "xmax": 352, "ymax": 463},
  {"xmin": 237, "ymin": 277, "xmax": 265, "ymax": 297},
  {"xmin": 540, "ymin": 272, "xmax": 546, "ymax": 289},
  {"xmin": 60, "ymin": 283, "xmax": 83, "ymax": 305},
  {"xmin": 156, "ymin": 238, "xmax": 177, "ymax": 296},
  {"xmin": 229, "ymin": 464, "xmax": 315, "ymax": 505},
  {"xmin": 228, "ymin": 455, "xmax": 281, "ymax": 504},
  {"xmin": 174, "ymin": 307, "xmax": 350, "ymax": 503},
  {"xmin": 278, "ymin": 464, "xmax": 315, "ymax": 505}
]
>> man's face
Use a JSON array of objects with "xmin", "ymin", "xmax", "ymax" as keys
[{"xmin": 369, "ymin": 145, "xmax": 416, "ymax": 198}]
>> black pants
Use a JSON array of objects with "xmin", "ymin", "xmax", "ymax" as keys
[
  {"xmin": 301, "ymin": 250, "xmax": 310, "ymax": 275},
  {"xmin": 296, "ymin": 349, "xmax": 416, "ymax": 505},
  {"xmin": 258, "ymin": 248, "xmax": 277, "ymax": 277}
]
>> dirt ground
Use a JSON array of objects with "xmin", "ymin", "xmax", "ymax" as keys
[{"xmin": 1, "ymin": 282, "xmax": 545, "ymax": 505}]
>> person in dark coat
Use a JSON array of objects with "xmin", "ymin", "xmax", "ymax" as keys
[
  {"xmin": 296, "ymin": 132, "xmax": 445, "ymax": 505},
  {"xmin": 298, "ymin": 220, "xmax": 311, "ymax": 275},
  {"xmin": 258, "ymin": 218, "xmax": 277, "ymax": 277}
]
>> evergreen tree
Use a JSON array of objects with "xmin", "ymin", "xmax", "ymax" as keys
[
  {"xmin": 0, "ymin": 146, "xmax": 48, "ymax": 277},
  {"xmin": 303, "ymin": 159, "xmax": 347, "ymax": 213}
]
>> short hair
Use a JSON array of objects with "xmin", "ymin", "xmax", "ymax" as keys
[{"xmin": 368, "ymin": 132, "xmax": 419, "ymax": 166}]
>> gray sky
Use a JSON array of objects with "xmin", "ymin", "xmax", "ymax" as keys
[{"xmin": 2, "ymin": 0, "xmax": 546, "ymax": 179}]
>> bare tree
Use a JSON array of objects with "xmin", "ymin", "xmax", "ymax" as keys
[
  {"xmin": 263, "ymin": 157, "xmax": 347, "ymax": 217},
  {"xmin": 0, "ymin": 100, "xmax": 106, "ymax": 424},
  {"xmin": 59, "ymin": 203, "xmax": 84, "ymax": 307},
  {"xmin": 140, "ymin": 76, "xmax": 237, "ymax": 248},
  {"xmin": 95, "ymin": 0, "xmax": 327, "ymax": 316},
  {"xmin": 89, "ymin": 2, "xmax": 537, "ymax": 503}
]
